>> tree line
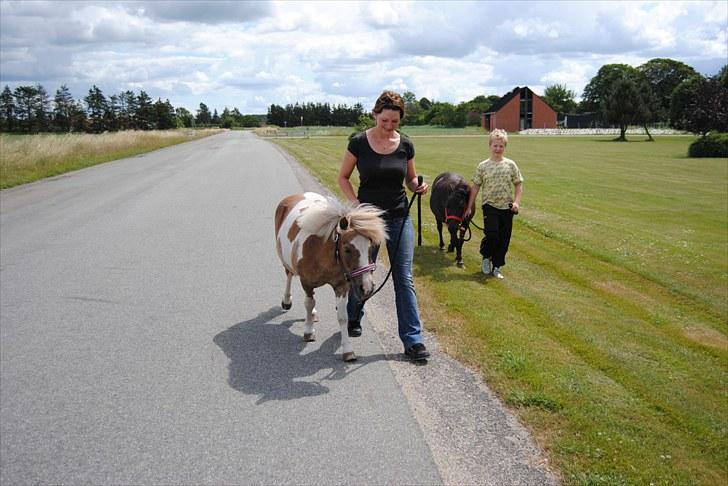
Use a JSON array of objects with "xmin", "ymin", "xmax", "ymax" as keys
[
  {"xmin": 575, "ymin": 58, "xmax": 727, "ymax": 140},
  {"xmin": 265, "ymin": 93, "xmax": 500, "ymax": 129},
  {"xmin": 0, "ymin": 84, "xmax": 261, "ymax": 134},
  {"xmin": 266, "ymin": 102, "xmax": 366, "ymax": 127},
  {"xmin": 264, "ymin": 58, "xmax": 726, "ymax": 140},
  {"xmin": 2, "ymin": 57, "xmax": 725, "ymax": 137}
]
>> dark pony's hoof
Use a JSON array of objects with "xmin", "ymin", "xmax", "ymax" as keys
[
  {"xmin": 439, "ymin": 245, "xmax": 446, "ymax": 251},
  {"xmin": 281, "ymin": 301, "xmax": 292, "ymax": 310},
  {"xmin": 456, "ymin": 260, "xmax": 465, "ymax": 268}
]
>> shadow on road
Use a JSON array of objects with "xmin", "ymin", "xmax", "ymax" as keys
[{"xmin": 214, "ymin": 306, "xmax": 387, "ymax": 404}]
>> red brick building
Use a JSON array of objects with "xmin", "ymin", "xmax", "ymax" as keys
[{"xmin": 481, "ymin": 86, "xmax": 557, "ymax": 132}]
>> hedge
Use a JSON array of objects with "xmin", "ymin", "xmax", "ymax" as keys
[{"xmin": 688, "ymin": 133, "xmax": 728, "ymax": 158}]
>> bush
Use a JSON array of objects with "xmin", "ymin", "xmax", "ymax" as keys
[{"xmin": 688, "ymin": 132, "xmax": 728, "ymax": 157}]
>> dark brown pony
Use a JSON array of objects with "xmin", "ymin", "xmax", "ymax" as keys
[
  {"xmin": 429, "ymin": 172, "xmax": 474, "ymax": 268},
  {"xmin": 274, "ymin": 192, "xmax": 387, "ymax": 361}
]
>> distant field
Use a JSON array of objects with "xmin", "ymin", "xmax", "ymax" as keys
[
  {"xmin": 271, "ymin": 133, "xmax": 728, "ymax": 486},
  {"xmin": 255, "ymin": 125, "xmax": 485, "ymax": 137},
  {"xmin": 0, "ymin": 129, "xmax": 224, "ymax": 189}
]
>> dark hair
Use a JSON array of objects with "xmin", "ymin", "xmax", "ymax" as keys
[{"xmin": 373, "ymin": 90, "xmax": 405, "ymax": 118}]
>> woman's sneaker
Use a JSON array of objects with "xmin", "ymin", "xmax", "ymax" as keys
[
  {"xmin": 405, "ymin": 343, "xmax": 430, "ymax": 361},
  {"xmin": 492, "ymin": 267, "xmax": 504, "ymax": 279},
  {"xmin": 347, "ymin": 320, "xmax": 362, "ymax": 337},
  {"xmin": 481, "ymin": 258, "xmax": 492, "ymax": 275}
]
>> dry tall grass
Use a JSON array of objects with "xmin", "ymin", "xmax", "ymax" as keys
[{"xmin": 0, "ymin": 129, "xmax": 224, "ymax": 189}]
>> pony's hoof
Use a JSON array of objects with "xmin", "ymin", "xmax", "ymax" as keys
[
  {"xmin": 342, "ymin": 351, "xmax": 357, "ymax": 362},
  {"xmin": 281, "ymin": 301, "xmax": 292, "ymax": 310},
  {"xmin": 439, "ymin": 245, "xmax": 445, "ymax": 251},
  {"xmin": 456, "ymin": 261, "xmax": 465, "ymax": 268},
  {"xmin": 303, "ymin": 332, "xmax": 316, "ymax": 342},
  {"xmin": 447, "ymin": 246, "xmax": 455, "ymax": 253},
  {"xmin": 313, "ymin": 313, "xmax": 320, "ymax": 323}
]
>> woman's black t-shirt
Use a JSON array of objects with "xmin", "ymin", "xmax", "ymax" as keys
[{"xmin": 347, "ymin": 131, "xmax": 415, "ymax": 219}]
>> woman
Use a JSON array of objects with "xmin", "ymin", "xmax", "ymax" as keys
[{"xmin": 337, "ymin": 90, "xmax": 430, "ymax": 361}]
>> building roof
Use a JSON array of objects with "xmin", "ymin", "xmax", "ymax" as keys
[
  {"xmin": 484, "ymin": 86, "xmax": 554, "ymax": 114},
  {"xmin": 485, "ymin": 86, "xmax": 523, "ymax": 114}
]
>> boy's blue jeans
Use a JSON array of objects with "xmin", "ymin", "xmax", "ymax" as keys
[{"xmin": 347, "ymin": 215, "xmax": 423, "ymax": 350}]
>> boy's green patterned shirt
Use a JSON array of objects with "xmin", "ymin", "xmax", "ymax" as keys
[{"xmin": 472, "ymin": 157, "xmax": 524, "ymax": 210}]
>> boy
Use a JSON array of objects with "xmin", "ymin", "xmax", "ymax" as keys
[{"xmin": 465, "ymin": 129, "xmax": 523, "ymax": 279}]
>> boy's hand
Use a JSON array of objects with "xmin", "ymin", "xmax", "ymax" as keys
[
  {"xmin": 464, "ymin": 205, "xmax": 473, "ymax": 220},
  {"xmin": 510, "ymin": 202, "xmax": 520, "ymax": 214}
]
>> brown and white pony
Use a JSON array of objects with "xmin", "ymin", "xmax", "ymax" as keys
[{"xmin": 274, "ymin": 192, "xmax": 387, "ymax": 361}]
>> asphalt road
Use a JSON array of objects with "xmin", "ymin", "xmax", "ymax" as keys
[{"xmin": 1, "ymin": 130, "xmax": 556, "ymax": 485}]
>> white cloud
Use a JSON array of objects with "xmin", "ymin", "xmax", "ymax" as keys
[
  {"xmin": 540, "ymin": 60, "xmax": 596, "ymax": 98},
  {"xmin": 1, "ymin": 0, "xmax": 725, "ymax": 114}
]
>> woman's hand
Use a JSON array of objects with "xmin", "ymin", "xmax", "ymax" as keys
[{"xmin": 414, "ymin": 181, "xmax": 428, "ymax": 195}]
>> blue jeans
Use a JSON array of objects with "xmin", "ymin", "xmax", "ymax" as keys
[{"xmin": 347, "ymin": 215, "xmax": 423, "ymax": 350}]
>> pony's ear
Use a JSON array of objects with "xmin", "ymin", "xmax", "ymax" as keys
[{"xmin": 338, "ymin": 216, "xmax": 349, "ymax": 233}]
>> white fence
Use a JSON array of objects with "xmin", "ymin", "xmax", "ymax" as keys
[{"xmin": 519, "ymin": 128, "xmax": 689, "ymax": 136}]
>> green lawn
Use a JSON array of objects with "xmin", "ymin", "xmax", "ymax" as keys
[{"xmin": 272, "ymin": 132, "xmax": 728, "ymax": 486}]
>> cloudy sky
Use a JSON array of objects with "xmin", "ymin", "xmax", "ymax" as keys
[{"xmin": 1, "ymin": 0, "xmax": 726, "ymax": 115}]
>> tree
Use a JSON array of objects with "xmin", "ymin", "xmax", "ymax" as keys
[
  {"xmin": 53, "ymin": 84, "xmax": 75, "ymax": 132},
  {"xmin": 175, "ymin": 107, "xmax": 193, "ymax": 128},
  {"xmin": 69, "ymin": 100, "xmax": 87, "ymax": 132},
  {"xmin": 583, "ymin": 64, "xmax": 656, "ymax": 137},
  {"xmin": 153, "ymin": 98, "xmax": 176, "ymax": 129},
  {"xmin": 13, "ymin": 85, "xmax": 39, "ymax": 132},
  {"xmin": 458, "ymin": 95, "xmax": 498, "ymax": 126},
  {"xmin": 604, "ymin": 77, "xmax": 652, "ymax": 141},
  {"xmin": 84, "ymin": 85, "xmax": 108, "ymax": 133},
  {"xmin": 211, "ymin": 108, "xmax": 220, "ymax": 126},
  {"xmin": 718, "ymin": 64, "xmax": 728, "ymax": 87},
  {"xmin": 402, "ymin": 91, "xmax": 424, "ymax": 125},
  {"xmin": 196, "ymin": 102, "xmax": 212, "ymax": 126},
  {"xmin": 33, "ymin": 84, "xmax": 51, "ymax": 132},
  {"xmin": 239, "ymin": 114, "xmax": 261, "ymax": 128},
  {"xmin": 670, "ymin": 75, "xmax": 704, "ymax": 131},
  {"xmin": 582, "ymin": 64, "xmax": 638, "ymax": 115},
  {"xmin": 104, "ymin": 94, "xmax": 120, "ymax": 131},
  {"xmin": 674, "ymin": 75, "xmax": 728, "ymax": 137},
  {"xmin": 0, "ymin": 85, "xmax": 16, "ymax": 132},
  {"xmin": 427, "ymin": 102, "xmax": 465, "ymax": 128},
  {"xmin": 117, "ymin": 90, "xmax": 137, "ymax": 130},
  {"xmin": 135, "ymin": 90, "xmax": 154, "ymax": 129},
  {"xmin": 638, "ymin": 58, "xmax": 698, "ymax": 124},
  {"xmin": 219, "ymin": 107, "xmax": 233, "ymax": 128},
  {"xmin": 542, "ymin": 84, "xmax": 577, "ymax": 118}
]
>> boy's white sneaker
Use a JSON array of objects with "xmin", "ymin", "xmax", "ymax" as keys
[
  {"xmin": 492, "ymin": 267, "xmax": 504, "ymax": 279},
  {"xmin": 481, "ymin": 258, "xmax": 492, "ymax": 275}
]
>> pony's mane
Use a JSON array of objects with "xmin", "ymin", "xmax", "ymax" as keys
[{"xmin": 297, "ymin": 196, "xmax": 387, "ymax": 245}]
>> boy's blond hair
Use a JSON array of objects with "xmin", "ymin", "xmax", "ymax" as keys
[{"xmin": 489, "ymin": 128, "xmax": 508, "ymax": 146}]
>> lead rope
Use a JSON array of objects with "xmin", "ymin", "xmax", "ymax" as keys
[{"xmin": 354, "ymin": 176, "xmax": 423, "ymax": 315}]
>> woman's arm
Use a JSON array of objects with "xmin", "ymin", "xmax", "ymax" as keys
[
  {"xmin": 338, "ymin": 150, "xmax": 360, "ymax": 205},
  {"xmin": 405, "ymin": 158, "xmax": 428, "ymax": 194}
]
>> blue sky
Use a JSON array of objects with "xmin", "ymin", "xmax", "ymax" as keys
[{"xmin": 1, "ymin": 0, "xmax": 725, "ymax": 114}]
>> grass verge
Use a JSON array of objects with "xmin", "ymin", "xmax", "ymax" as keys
[
  {"xmin": 0, "ymin": 129, "xmax": 224, "ymax": 189},
  {"xmin": 270, "ymin": 132, "xmax": 727, "ymax": 486}
]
